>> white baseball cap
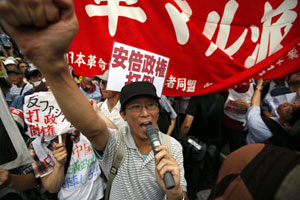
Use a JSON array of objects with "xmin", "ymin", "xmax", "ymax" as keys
[{"xmin": 3, "ymin": 57, "xmax": 17, "ymax": 66}]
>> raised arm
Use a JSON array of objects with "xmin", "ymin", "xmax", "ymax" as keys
[
  {"xmin": 251, "ymin": 78, "xmax": 264, "ymax": 107},
  {"xmin": 0, "ymin": 0, "xmax": 108, "ymax": 150}
]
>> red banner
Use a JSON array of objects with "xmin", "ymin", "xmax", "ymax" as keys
[{"xmin": 67, "ymin": 0, "xmax": 300, "ymax": 96}]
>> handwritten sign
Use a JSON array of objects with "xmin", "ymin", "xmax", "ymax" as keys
[
  {"xmin": 106, "ymin": 42, "xmax": 170, "ymax": 96},
  {"xmin": 24, "ymin": 92, "xmax": 74, "ymax": 138}
]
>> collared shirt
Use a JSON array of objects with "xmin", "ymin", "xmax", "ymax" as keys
[
  {"xmin": 94, "ymin": 126, "xmax": 187, "ymax": 200},
  {"xmin": 98, "ymin": 100, "xmax": 127, "ymax": 129},
  {"xmin": 246, "ymin": 106, "xmax": 285, "ymax": 144}
]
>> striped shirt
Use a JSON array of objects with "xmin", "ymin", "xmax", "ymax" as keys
[
  {"xmin": 10, "ymin": 83, "xmax": 33, "ymax": 97},
  {"xmin": 95, "ymin": 126, "xmax": 187, "ymax": 200}
]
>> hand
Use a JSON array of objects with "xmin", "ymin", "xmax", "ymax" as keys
[
  {"xmin": 52, "ymin": 143, "xmax": 67, "ymax": 168},
  {"xmin": 256, "ymin": 78, "xmax": 264, "ymax": 89},
  {"xmin": 0, "ymin": 169, "xmax": 11, "ymax": 189},
  {"xmin": 234, "ymin": 99, "xmax": 250, "ymax": 109},
  {"xmin": 88, "ymin": 99, "xmax": 98, "ymax": 112},
  {"xmin": 0, "ymin": 0, "xmax": 78, "ymax": 73},
  {"xmin": 154, "ymin": 145, "xmax": 183, "ymax": 200}
]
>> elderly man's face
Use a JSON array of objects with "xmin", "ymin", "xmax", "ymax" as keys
[
  {"xmin": 277, "ymin": 101, "xmax": 300, "ymax": 122},
  {"xmin": 8, "ymin": 73, "xmax": 23, "ymax": 86},
  {"xmin": 121, "ymin": 95, "xmax": 159, "ymax": 141}
]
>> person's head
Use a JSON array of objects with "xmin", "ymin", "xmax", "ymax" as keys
[
  {"xmin": 7, "ymin": 69, "xmax": 24, "ymax": 87},
  {"xmin": 3, "ymin": 57, "xmax": 17, "ymax": 70},
  {"xmin": 94, "ymin": 70, "xmax": 119, "ymax": 99},
  {"xmin": 119, "ymin": 81, "xmax": 160, "ymax": 140},
  {"xmin": 25, "ymin": 66, "xmax": 42, "ymax": 85},
  {"xmin": 273, "ymin": 76, "xmax": 287, "ymax": 87},
  {"xmin": 288, "ymin": 70, "xmax": 300, "ymax": 82},
  {"xmin": 277, "ymin": 101, "xmax": 300, "ymax": 130},
  {"xmin": 288, "ymin": 70, "xmax": 300, "ymax": 93},
  {"xmin": 17, "ymin": 60, "xmax": 29, "ymax": 74}
]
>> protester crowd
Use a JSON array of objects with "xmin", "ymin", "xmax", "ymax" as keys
[{"xmin": 0, "ymin": 1, "xmax": 300, "ymax": 200}]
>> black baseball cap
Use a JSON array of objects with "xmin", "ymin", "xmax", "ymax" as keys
[
  {"xmin": 120, "ymin": 81, "xmax": 160, "ymax": 109},
  {"xmin": 25, "ymin": 66, "xmax": 40, "ymax": 80}
]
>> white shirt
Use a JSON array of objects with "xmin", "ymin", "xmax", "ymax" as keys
[
  {"xmin": 224, "ymin": 85, "xmax": 254, "ymax": 124},
  {"xmin": 98, "ymin": 100, "xmax": 127, "ymax": 129},
  {"xmin": 58, "ymin": 134, "xmax": 105, "ymax": 200}
]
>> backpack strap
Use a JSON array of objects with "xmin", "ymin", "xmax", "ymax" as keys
[
  {"xmin": 105, "ymin": 130, "xmax": 126, "ymax": 200},
  {"xmin": 261, "ymin": 115, "xmax": 289, "ymax": 147},
  {"xmin": 160, "ymin": 132, "xmax": 172, "ymax": 155}
]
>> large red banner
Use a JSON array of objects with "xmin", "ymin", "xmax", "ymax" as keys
[{"xmin": 67, "ymin": 0, "xmax": 300, "ymax": 96}]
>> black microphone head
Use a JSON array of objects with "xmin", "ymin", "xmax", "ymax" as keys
[{"xmin": 146, "ymin": 125, "xmax": 158, "ymax": 138}]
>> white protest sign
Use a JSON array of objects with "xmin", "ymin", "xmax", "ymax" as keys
[
  {"xmin": 263, "ymin": 92, "xmax": 299, "ymax": 117},
  {"xmin": 106, "ymin": 42, "xmax": 170, "ymax": 97},
  {"xmin": 0, "ymin": 88, "xmax": 33, "ymax": 170},
  {"xmin": 24, "ymin": 91, "xmax": 74, "ymax": 139}
]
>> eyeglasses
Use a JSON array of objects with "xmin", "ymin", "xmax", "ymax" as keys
[{"xmin": 126, "ymin": 103, "xmax": 158, "ymax": 112}]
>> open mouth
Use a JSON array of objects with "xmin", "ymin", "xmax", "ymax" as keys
[{"xmin": 140, "ymin": 122, "xmax": 152, "ymax": 131}]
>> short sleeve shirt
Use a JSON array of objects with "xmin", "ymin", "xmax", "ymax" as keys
[
  {"xmin": 95, "ymin": 126, "xmax": 187, "ymax": 200},
  {"xmin": 246, "ymin": 106, "xmax": 275, "ymax": 144}
]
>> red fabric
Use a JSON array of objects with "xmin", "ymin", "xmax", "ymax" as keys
[
  {"xmin": 10, "ymin": 108, "xmax": 24, "ymax": 121},
  {"xmin": 68, "ymin": 0, "xmax": 300, "ymax": 96}
]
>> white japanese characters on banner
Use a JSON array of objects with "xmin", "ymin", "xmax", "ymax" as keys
[
  {"xmin": 69, "ymin": 0, "xmax": 300, "ymax": 96},
  {"xmin": 106, "ymin": 42, "xmax": 170, "ymax": 96},
  {"xmin": 24, "ymin": 92, "xmax": 74, "ymax": 139}
]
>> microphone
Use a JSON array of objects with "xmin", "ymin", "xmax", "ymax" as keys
[{"xmin": 146, "ymin": 125, "xmax": 175, "ymax": 190}]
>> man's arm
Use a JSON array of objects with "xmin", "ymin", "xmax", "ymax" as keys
[
  {"xmin": 41, "ymin": 143, "xmax": 66, "ymax": 193},
  {"xmin": 167, "ymin": 118, "xmax": 176, "ymax": 136},
  {"xmin": 0, "ymin": 169, "xmax": 36, "ymax": 191},
  {"xmin": 251, "ymin": 78, "xmax": 264, "ymax": 107},
  {"xmin": 262, "ymin": 110, "xmax": 276, "ymax": 118},
  {"xmin": 178, "ymin": 114, "xmax": 194, "ymax": 139},
  {"xmin": 0, "ymin": 0, "xmax": 108, "ymax": 150}
]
